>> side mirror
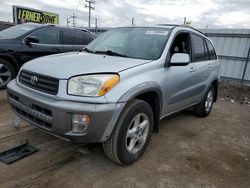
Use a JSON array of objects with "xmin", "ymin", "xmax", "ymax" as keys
[
  {"xmin": 170, "ymin": 53, "xmax": 190, "ymax": 66},
  {"xmin": 24, "ymin": 36, "xmax": 39, "ymax": 44}
]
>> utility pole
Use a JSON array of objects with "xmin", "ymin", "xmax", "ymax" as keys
[
  {"xmin": 70, "ymin": 12, "xmax": 77, "ymax": 27},
  {"xmin": 67, "ymin": 18, "xmax": 70, "ymax": 27},
  {"xmin": 132, "ymin": 18, "xmax": 134, "ymax": 26},
  {"xmin": 184, "ymin": 17, "xmax": 186, "ymax": 25},
  {"xmin": 204, "ymin": 24, "xmax": 208, "ymax": 33},
  {"xmin": 95, "ymin": 18, "xmax": 97, "ymax": 34},
  {"xmin": 85, "ymin": 0, "xmax": 95, "ymax": 27}
]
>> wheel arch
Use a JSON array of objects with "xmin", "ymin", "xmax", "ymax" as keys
[
  {"xmin": 0, "ymin": 53, "xmax": 20, "ymax": 74},
  {"xmin": 118, "ymin": 82, "xmax": 163, "ymax": 133},
  {"xmin": 211, "ymin": 79, "xmax": 218, "ymax": 102}
]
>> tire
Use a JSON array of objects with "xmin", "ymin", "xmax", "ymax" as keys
[
  {"xmin": 194, "ymin": 85, "xmax": 215, "ymax": 117},
  {"xmin": 0, "ymin": 59, "xmax": 16, "ymax": 89},
  {"xmin": 103, "ymin": 99, "xmax": 154, "ymax": 165}
]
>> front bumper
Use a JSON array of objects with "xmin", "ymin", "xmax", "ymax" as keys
[{"xmin": 7, "ymin": 80, "xmax": 126, "ymax": 143}]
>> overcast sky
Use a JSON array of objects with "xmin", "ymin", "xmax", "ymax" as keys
[{"xmin": 0, "ymin": 0, "xmax": 249, "ymax": 28}]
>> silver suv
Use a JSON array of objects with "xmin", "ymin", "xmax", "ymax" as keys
[{"xmin": 7, "ymin": 25, "xmax": 219, "ymax": 165}]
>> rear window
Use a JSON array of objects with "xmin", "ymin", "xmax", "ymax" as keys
[
  {"xmin": 192, "ymin": 34, "xmax": 207, "ymax": 62},
  {"xmin": 62, "ymin": 30, "xmax": 75, "ymax": 45},
  {"xmin": 206, "ymin": 39, "xmax": 217, "ymax": 60},
  {"xmin": 75, "ymin": 31, "xmax": 93, "ymax": 45},
  {"xmin": 62, "ymin": 30, "xmax": 93, "ymax": 45}
]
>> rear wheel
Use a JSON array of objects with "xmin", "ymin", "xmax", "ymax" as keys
[
  {"xmin": 0, "ymin": 59, "xmax": 16, "ymax": 89},
  {"xmin": 103, "ymin": 99, "xmax": 154, "ymax": 165},
  {"xmin": 194, "ymin": 86, "xmax": 215, "ymax": 117}
]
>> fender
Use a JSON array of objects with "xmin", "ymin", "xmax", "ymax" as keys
[
  {"xmin": 209, "ymin": 78, "xmax": 219, "ymax": 102},
  {"xmin": 118, "ymin": 81, "xmax": 163, "ymax": 133},
  {"xmin": 118, "ymin": 81, "xmax": 163, "ymax": 104},
  {"xmin": 201, "ymin": 75, "xmax": 219, "ymax": 103}
]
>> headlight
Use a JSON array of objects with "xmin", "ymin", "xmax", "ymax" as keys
[{"xmin": 68, "ymin": 74, "xmax": 120, "ymax": 96}]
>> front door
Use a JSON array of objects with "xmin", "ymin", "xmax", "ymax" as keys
[
  {"xmin": 21, "ymin": 28, "xmax": 62, "ymax": 62},
  {"xmin": 162, "ymin": 32, "xmax": 200, "ymax": 115}
]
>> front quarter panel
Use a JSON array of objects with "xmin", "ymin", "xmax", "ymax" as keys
[{"xmin": 104, "ymin": 60, "xmax": 164, "ymax": 104}]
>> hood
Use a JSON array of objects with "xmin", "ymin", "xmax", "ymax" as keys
[
  {"xmin": 22, "ymin": 52, "xmax": 151, "ymax": 79},
  {"xmin": 0, "ymin": 38, "xmax": 17, "ymax": 44},
  {"xmin": 0, "ymin": 38, "xmax": 17, "ymax": 48}
]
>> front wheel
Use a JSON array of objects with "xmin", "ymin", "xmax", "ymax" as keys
[
  {"xmin": 0, "ymin": 59, "xmax": 16, "ymax": 89},
  {"xmin": 194, "ymin": 86, "xmax": 215, "ymax": 117},
  {"xmin": 103, "ymin": 99, "xmax": 154, "ymax": 165}
]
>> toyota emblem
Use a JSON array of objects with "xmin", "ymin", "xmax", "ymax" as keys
[{"xmin": 30, "ymin": 76, "xmax": 38, "ymax": 85}]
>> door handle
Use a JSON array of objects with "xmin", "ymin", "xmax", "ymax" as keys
[
  {"xmin": 208, "ymin": 63, "xmax": 213, "ymax": 69},
  {"xmin": 190, "ymin": 67, "xmax": 196, "ymax": 72}
]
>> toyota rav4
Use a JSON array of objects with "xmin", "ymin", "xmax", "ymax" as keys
[{"xmin": 7, "ymin": 25, "xmax": 219, "ymax": 165}]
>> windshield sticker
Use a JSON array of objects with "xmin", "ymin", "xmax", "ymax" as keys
[{"xmin": 145, "ymin": 30, "xmax": 169, "ymax": 35}]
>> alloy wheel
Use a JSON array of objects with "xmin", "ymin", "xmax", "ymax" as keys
[
  {"xmin": 205, "ymin": 89, "xmax": 213, "ymax": 112},
  {"xmin": 125, "ymin": 113, "xmax": 150, "ymax": 154},
  {"xmin": 0, "ymin": 64, "xmax": 12, "ymax": 88}
]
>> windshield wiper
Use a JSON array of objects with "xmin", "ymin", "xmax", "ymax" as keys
[{"xmin": 95, "ymin": 50, "xmax": 127, "ymax": 57}]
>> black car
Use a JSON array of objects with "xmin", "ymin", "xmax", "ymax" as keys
[{"xmin": 0, "ymin": 23, "xmax": 96, "ymax": 89}]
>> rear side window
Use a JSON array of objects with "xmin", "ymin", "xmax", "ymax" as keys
[
  {"xmin": 62, "ymin": 30, "xmax": 75, "ymax": 45},
  {"xmin": 206, "ymin": 39, "xmax": 217, "ymax": 60},
  {"xmin": 31, "ymin": 29, "xmax": 60, "ymax": 44},
  {"xmin": 203, "ymin": 39, "xmax": 210, "ymax": 61},
  {"xmin": 75, "ymin": 31, "xmax": 93, "ymax": 45},
  {"xmin": 192, "ymin": 34, "xmax": 207, "ymax": 62}
]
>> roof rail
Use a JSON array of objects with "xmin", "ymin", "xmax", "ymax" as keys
[
  {"xmin": 157, "ymin": 24, "xmax": 180, "ymax": 27},
  {"xmin": 157, "ymin": 24, "xmax": 206, "ymax": 36},
  {"xmin": 179, "ymin": 24, "xmax": 207, "ymax": 36},
  {"xmin": 45, "ymin": 24, "xmax": 56, "ymax": 27}
]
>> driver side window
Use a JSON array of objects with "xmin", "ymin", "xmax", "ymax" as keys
[
  {"xmin": 30, "ymin": 29, "xmax": 60, "ymax": 44},
  {"xmin": 170, "ymin": 32, "xmax": 191, "ymax": 58}
]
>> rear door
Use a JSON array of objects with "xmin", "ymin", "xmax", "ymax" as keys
[
  {"xmin": 205, "ymin": 39, "xmax": 218, "ymax": 73},
  {"xmin": 72, "ymin": 31, "xmax": 94, "ymax": 51},
  {"xmin": 61, "ymin": 29, "xmax": 74, "ymax": 52},
  {"xmin": 191, "ymin": 34, "xmax": 211, "ymax": 100},
  {"xmin": 21, "ymin": 28, "xmax": 62, "ymax": 61}
]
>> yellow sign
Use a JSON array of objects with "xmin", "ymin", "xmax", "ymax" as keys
[
  {"xmin": 186, "ymin": 21, "xmax": 192, "ymax": 26},
  {"xmin": 13, "ymin": 5, "xmax": 59, "ymax": 24}
]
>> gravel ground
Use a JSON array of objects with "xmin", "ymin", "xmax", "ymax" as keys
[
  {"xmin": 0, "ymin": 89, "xmax": 249, "ymax": 188},
  {"xmin": 219, "ymin": 80, "xmax": 250, "ymax": 104}
]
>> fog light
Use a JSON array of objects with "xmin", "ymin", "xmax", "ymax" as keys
[{"xmin": 72, "ymin": 114, "xmax": 91, "ymax": 133}]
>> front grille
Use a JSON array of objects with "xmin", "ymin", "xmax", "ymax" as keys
[
  {"xmin": 19, "ymin": 70, "xmax": 59, "ymax": 95},
  {"xmin": 8, "ymin": 92, "xmax": 52, "ymax": 130}
]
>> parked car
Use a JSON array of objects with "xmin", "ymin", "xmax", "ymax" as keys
[
  {"xmin": 7, "ymin": 25, "xmax": 219, "ymax": 165},
  {"xmin": 0, "ymin": 23, "xmax": 96, "ymax": 89}
]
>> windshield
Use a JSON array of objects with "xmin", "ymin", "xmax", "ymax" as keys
[
  {"xmin": 86, "ymin": 27, "xmax": 170, "ymax": 60},
  {"xmin": 0, "ymin": 24, "xmax": 38, "ymax": 39}
]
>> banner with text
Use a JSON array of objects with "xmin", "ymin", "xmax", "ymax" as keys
[{"xmin": 13, "ymin": 5, "xmax": 59, "ymax": 24}]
